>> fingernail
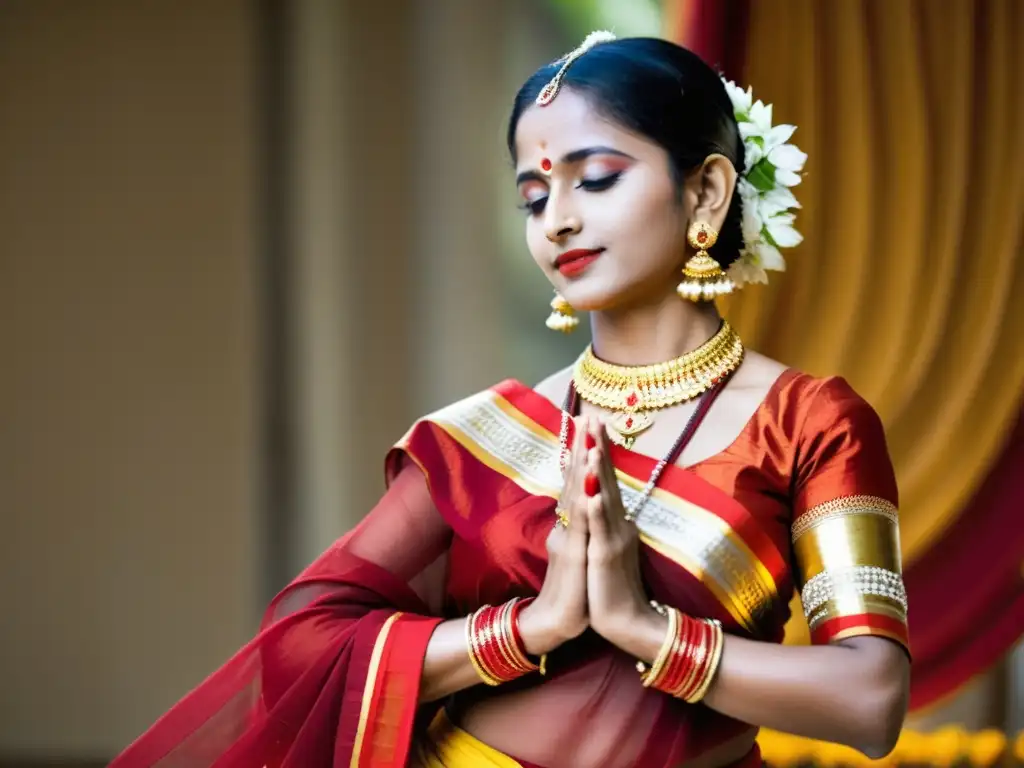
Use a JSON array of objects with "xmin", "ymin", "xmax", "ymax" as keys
[{"xmin": 584, "ymin": 473, "xmax": 600, "ymax": 497}]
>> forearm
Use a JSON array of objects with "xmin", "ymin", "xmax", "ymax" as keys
[
  {"xmin": 703, "ymin": 635, "xmax": 909, "ymax": 756},
  {"xmin": 609, "ymin": 611, "xmax": 909, "ymax": 758},
  {"xmin": 418, "ymin": 601, "xmax": 563, "ymax": 703},
  {"xmin": 418, "ymin": 617, "xmax": 483, "ymax": 703}
]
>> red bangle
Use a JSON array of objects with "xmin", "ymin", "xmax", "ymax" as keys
[
  {"xmin": 468, "ymin": 598, "xmax": 541, "ymax": 686},
  {"xmin": 639, "ymin": 608, "xmax": 725, "ymax": 704}
]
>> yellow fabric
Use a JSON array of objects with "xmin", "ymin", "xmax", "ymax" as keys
[
  {"xmin": 668, "ymin": 0, "xmax": 1024, "ymax": 641},
  {"xmin": 758, "ymin": 726, "xmax": 1013, "ymax": 768},
  {"xmin": 409, "ymin": 709, "xmax": 523, "ymax": 768}
]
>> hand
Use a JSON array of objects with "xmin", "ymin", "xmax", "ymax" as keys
[
  {"xmin": 517, "ymin": 416, "xmax": 591, "ymax": 655},
  {"xmin": 584, "ymin": 419, "xmax": 652, "ymax": 643}
]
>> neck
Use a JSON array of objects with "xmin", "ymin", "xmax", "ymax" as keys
[{"xmin": 588, "ymin": 291, "xmax": 722, "ymax": 366}]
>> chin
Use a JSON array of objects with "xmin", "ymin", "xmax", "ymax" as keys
[{"xmin": 559, "ymin": 279, "xmax": 623, "ymax": 312}]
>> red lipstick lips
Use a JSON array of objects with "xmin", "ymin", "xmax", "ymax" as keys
[{"xmin": 555, "ymin": 248, "xmax": 603, "ymax": 277}]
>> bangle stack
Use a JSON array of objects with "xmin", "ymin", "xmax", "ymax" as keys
[
  {"xmin": 636, "ymin": 601, "xmax": 724, "ymax": 703},
  {"xmin": 466, "ymin": 597, "xmax": 542, "ymax": 686}
]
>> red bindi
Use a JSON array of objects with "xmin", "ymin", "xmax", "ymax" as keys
[{"xmin": 540, "ymin": 157, "xmax": 552, "ymax": 173}]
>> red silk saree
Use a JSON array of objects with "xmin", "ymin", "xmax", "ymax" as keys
[{"xmin": 111, "ymin": 371, "xmax": 908, "ymax": 767}]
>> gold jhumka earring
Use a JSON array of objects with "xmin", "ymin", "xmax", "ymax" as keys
[
  {"xmin": 676, "ymin": 222, "xmax": 734, "ymax": 302},
  {"xmin": 545, "ymin": 292, "xmax": 579, "ymax": 333}
]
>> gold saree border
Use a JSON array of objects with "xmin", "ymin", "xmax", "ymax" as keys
[
  {"xmin": 350, "ymin": 611, "xmax": 403, "ymax": 768},
  {"xmin": 411, "ymin": 388, "xmax": 781, "ymax": 632}
]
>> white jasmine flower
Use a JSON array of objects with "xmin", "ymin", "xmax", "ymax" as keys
[
  {"xmin": 764, "ymin": 212, "xmax": 803, "ymax": 249},
  {"xmin": 728, "ymin": 258, "xmax": 769, "ymax": 286},
  {"xmin": 722, "ymin": 79, "xmax": 753, "ymax": 116},
  {"xmin": 721, "ymin": 76, "xmax": 804, "ymax": 287}
]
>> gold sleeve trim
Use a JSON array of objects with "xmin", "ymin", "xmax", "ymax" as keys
[
  {"xmin": 793, "ymin": 510, "xmax": 903, "ymax": 586},
  {"xmin": 792, "ymin": 495, "xmax": 898, "ymax": 542},
  {"xmin": 801, "ymin": 566, "xmax": 907, "ymax": 626}
]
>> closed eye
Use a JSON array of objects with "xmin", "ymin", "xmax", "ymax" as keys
[
  {"xmin": 518, "ymin": 196, "xmax": 547, "ymax": 216},
  {"xmin": 578, "ymin": 171, "xmax": 622, "ymax": 192},
  {"xmin": 517, "ymin": 171, "xmax": 623, "ymax": 216}
]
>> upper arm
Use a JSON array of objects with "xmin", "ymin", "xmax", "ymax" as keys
[{"xmin": 790, "ymin": 378, "xmax": 910, "ymax": 656}]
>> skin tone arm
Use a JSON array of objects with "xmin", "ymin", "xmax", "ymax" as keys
[{"xmin": 581, "ymin": 417, "xmax": 910, "ymax": 759}]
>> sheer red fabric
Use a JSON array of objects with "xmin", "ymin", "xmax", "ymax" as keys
[
  {"xmin": 112, "ymin": 374, "xmax": 903, "ymax": 768},
  {"xmin": 111, "ymin": 465, "xmax": 447, "ymax": 768}
]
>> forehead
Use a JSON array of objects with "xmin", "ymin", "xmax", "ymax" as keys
[{"xmin": 514, "ymin": 88, "xmax": 649, "ymax": 166}]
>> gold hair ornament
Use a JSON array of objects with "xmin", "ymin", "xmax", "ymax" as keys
[{"xmin": 536, "ymin": 30, "xmax": 617, "ymax": 106}]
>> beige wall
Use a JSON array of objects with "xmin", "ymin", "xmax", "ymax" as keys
[{"xmin": 0, "ymin": 1, "xmax": 261, "ymax": 757}]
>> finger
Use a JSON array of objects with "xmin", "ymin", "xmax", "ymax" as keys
[
  {"xmin": 558, "ymin": 415, "xmax": 584, "ymax": 511},
  {"xmin": 569, "ymin": 416, "xmax": 591, "ymax": 537},
  {"xmin": 594, "ymin": 420, "xmax": 625, "ymax": 509},
  {"xmin": 586, "ymin": 491, "xmax": 608, "ymax": 541},
  {"xmin": 568, "ymin": 415, "xmax": 586, "ymax": 486},
  {"xmin": 585, "ymin": 442, "xmax": 612, "ymax": 533}
]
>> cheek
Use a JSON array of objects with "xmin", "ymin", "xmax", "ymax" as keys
[
  {"xmin": 525, "ymin": 219, "xmax": 549, "ymax": 267},
  {"xmin": 608, "ymin": 188, "xmax": 684, "ymax": 265}
]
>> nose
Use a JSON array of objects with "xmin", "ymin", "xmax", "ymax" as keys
[
  {"xmin": 544, "ymin": 194, "xmax": 582, "ymax": 243},
  {"xmin": 545, "ymin": 222, "xmax": 581, "ymax": 243}
]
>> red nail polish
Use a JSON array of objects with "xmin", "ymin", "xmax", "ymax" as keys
[
  {"xmin": 584, "ymin": 473, "xmax": 600, "ymax": 497},
  {"xmin": 585, "ymin": 433, "xmax": 597, "ymax": 450}
]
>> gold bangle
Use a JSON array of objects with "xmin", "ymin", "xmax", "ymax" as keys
[
  {"xmin": 636, "ymin": 601, "xmax": 667, "ymax": 677},
  {"xmin": 466, "ymin": 610, "xmax": 501, "ymax": 686},
  {"xmin": 502, "ymin": 600, "xmax": 539, "ymax": 673},
  {"xmin": 639, "ymin": 605, "xmax": 678, "ymax": 688}
]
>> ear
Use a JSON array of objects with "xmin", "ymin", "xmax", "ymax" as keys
[{"xmin": 684, "ymin": 154, "xmax": 738, "ymax": 236}]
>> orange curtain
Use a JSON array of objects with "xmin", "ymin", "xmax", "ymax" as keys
[
  {"xmin": 667, "ymin": 0, "xmax": 1024, "ymax": 755},
  {"xmin": 668, "ymin": 0, "xmax": 1024, "ymax": 605},
  {"xmin": 719, "ymin": 0, "xmax": 1024, "ymax": 564}
]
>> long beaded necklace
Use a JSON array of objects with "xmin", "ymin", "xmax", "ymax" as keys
[
  {"xmin": 573, "ymin": 321, "xmax": 743, "ymax": 449},
  {"xmin": 557, "ymin": 374, "xmax": 729, "ymax": 522}
]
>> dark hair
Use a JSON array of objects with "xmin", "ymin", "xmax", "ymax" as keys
[{"xmin": 507, "ymin": 38, "xmax": 745, "ymax": 266}]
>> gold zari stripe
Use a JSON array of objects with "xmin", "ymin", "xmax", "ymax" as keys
[
  {"xmin": 350, "ymin": 612, "xmax": 403, "ymax": 768},
  {"xmin": 417, "ymin": 390, "xmax": 778, "ymax": 632}
]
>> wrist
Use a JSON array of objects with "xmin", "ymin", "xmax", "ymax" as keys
[
  {"xmin": 600, "ymin": 601, "xmax": 667, "ymax": 660},
  {"xmin": 517, "ymin": 601, "xmax": 564, "ymax": 655}
]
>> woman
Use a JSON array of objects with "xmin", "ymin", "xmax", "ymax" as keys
[{"xmin": 112, "ymin": 34, "xmax": 910, "ymax": 768}]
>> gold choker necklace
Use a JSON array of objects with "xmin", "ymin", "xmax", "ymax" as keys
[{"xmin": 572, "ymin": 321, "xmax": 744, "ymax": 448}]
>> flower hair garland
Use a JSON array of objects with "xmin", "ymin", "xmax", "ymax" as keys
[{"xmin": 721, "ymin": 79, "xmax": 807, "ymax": 286}]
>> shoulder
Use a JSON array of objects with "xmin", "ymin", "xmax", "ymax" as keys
[
  {"xmin": 780, "ymin": 370, "xmax": 896, "ymax": 502},
  {"xmin": 738, "ymin": 353, "xmax": 887, "ymax": 455},
  {"xmin": 780, "ymin": 369, "xmax": 884, "ymax": 436},
  {"xmin": 533, "ymin": 365, "xmax": 574, "ymax": 409}
]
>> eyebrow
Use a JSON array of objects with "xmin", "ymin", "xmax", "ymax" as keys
[{"xmin": 515, "ymin": 146, "xmax": 635, "ymax": 185}]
